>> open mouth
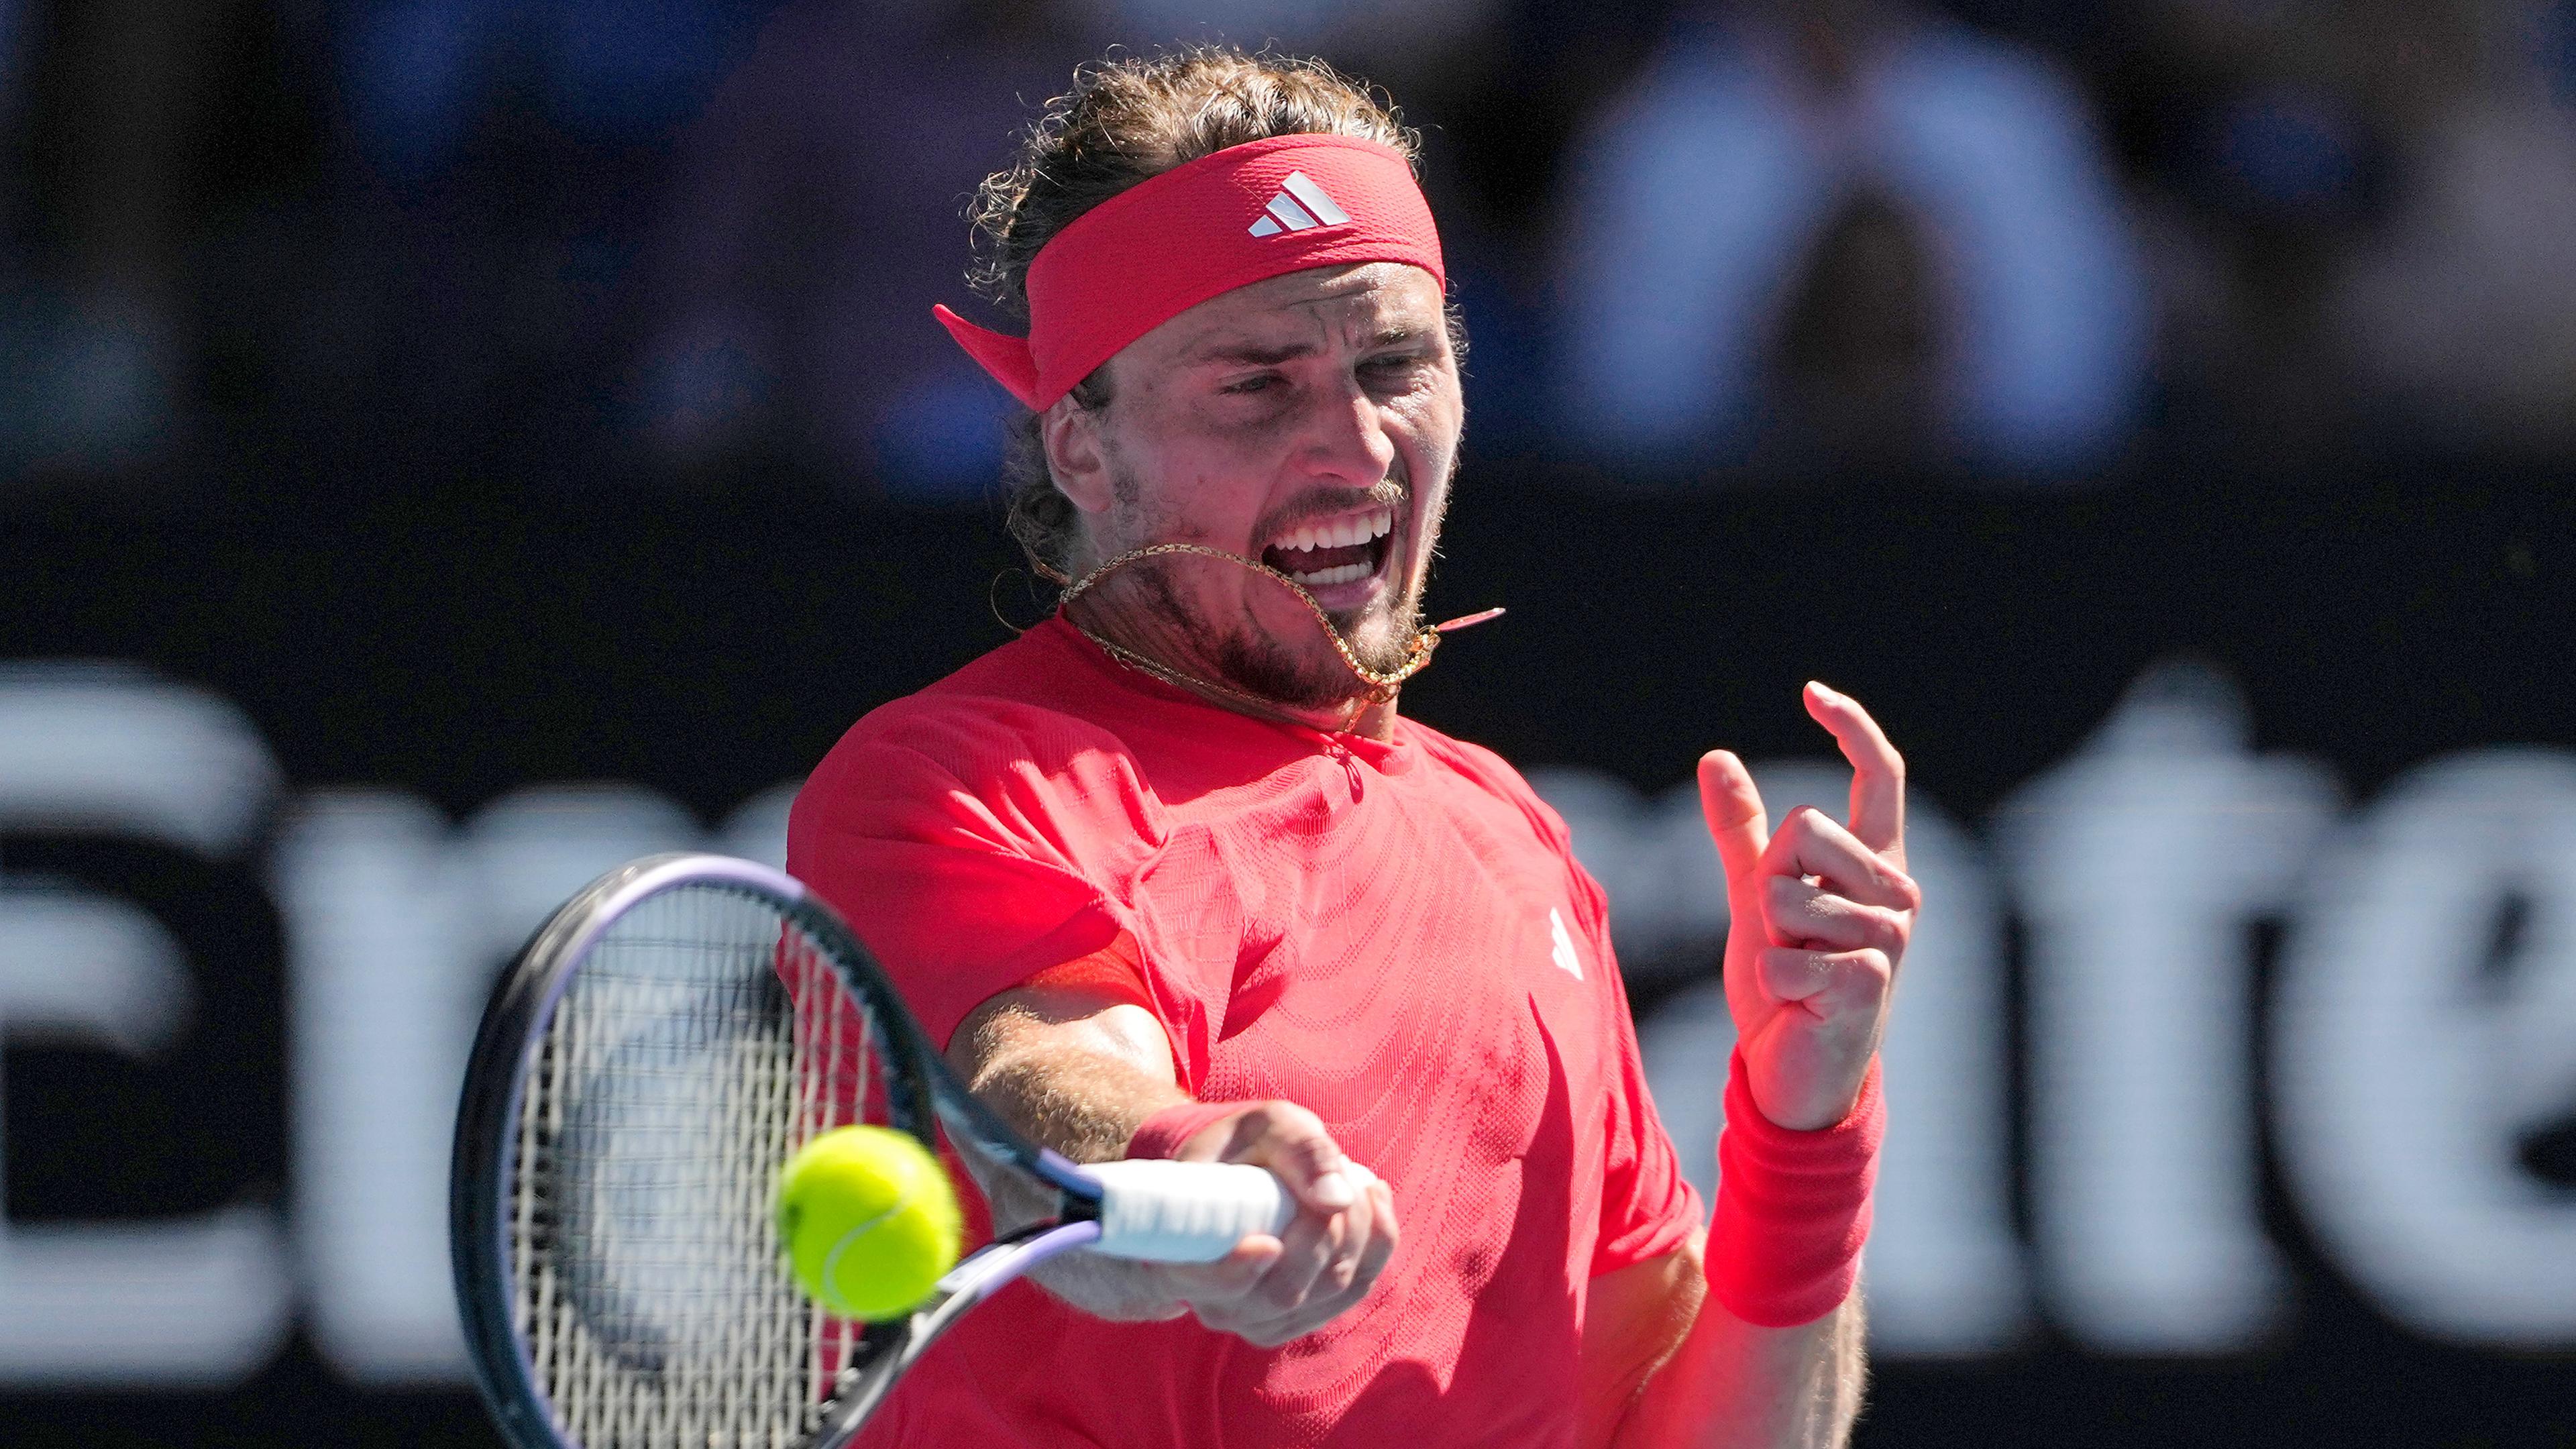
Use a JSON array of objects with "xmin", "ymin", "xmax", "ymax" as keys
[{"xmin": 1259, "ymin": 504, "xmax": 1395, "ymax": 591}]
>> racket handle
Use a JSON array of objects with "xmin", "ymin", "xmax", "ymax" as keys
[{"xmin": 1083, "ymin": 1159, "xmax": 1379, "ymax": 1263}]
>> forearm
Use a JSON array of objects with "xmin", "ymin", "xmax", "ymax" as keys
[
  {"xmin": 951, "ymin": 992, "xmax": 1197, "ymax": 1318},
  {"xmin": 972, "ymin": 1044, "xmax": 1178, "ymax": 1165},
  {"xmin": 1617, "ymin": 1284, "xmax": 1866, "ymax": 1449},
  {"xmin": 944, "ymin": 981, "xmax": 1395, "ymax": 1340},
  {"xmin": 1605, "ymin": 1051, "xmax": 1884, "ymax": 1448}
]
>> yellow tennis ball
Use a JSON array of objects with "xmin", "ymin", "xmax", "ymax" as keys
[{"xmin": 773, "ymin": 1125, "xmax": 963, "ymax": 1322}]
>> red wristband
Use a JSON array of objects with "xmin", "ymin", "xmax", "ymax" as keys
[
  {"xmin": 1125, "ymin": 1100, "xmax": 1248, "ymax": 1161},
  {"xmin": 1707, "ymin": 1049, "xmax": 1885, "ymax": 1328}
]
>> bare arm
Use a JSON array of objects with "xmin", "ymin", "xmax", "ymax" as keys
[
  {"xmin": 946, "ymin": 979, "xmax": 1195, "ymax": 1318},
  {"xmin": 945, "ymin": 979, "xmax": 1399, "ymax": 1342},
  {"xmin": 1580, "ymin": 1237, "xmax": 1865, "ymax": 1449},
  {"xmin": 1577, "ymin": 685, "xmax": 1906, "ymax": 1446}
]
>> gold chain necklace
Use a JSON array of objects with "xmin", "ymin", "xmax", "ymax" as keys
[
  {"xmin": 1042, "ymin": 541, "xmax": 1501, "ymax": 725},
  {"xmin": 1077, "ymin": 625, "xmax": 1342, "ymax": 729}
]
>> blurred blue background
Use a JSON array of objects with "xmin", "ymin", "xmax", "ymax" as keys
[{"xmin": 9, "ymin": 0, "xmax": 2576, "ymax": 489}]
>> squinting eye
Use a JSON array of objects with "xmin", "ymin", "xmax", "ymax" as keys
[{"xmin": 1224, "ymin": 374, "xmax": 1281, "ymax": 395}]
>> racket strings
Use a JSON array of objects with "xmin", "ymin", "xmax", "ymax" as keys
[{"xmin": 508, "ymin": 883, "xmax": 878, "ymax": 1448}]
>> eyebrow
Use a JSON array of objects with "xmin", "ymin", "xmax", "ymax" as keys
[
  {"xmin": 1185, "ymin": 327, "xmax": 1435, "ymax": 368},
  {"xmin": 1191, "ymin": 340, "xmax": 1319, "ymax": 366}
]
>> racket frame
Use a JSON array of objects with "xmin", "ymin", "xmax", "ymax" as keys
[{"xmin": 451, "ymin": 853, "xmax": 1115, "ymax": 1449}]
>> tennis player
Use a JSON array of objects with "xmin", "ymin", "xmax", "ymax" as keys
[{"xmin": 788, "ymin": 48, "xmax": 1918, "ymax": 1448}]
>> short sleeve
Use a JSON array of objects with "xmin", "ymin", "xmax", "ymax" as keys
[
  {"xmin": 787, "ymin": 733, "xmax": 1132, "ymax": 1049},
  {"xmin": 1582, "ymin": 870, "xmax": 1706, "ymax": 1277}
]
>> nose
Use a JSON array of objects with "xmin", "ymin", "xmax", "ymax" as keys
[{"xmin": 1293, "ymin": 374, "xmax": 1397, "ymax": 487}]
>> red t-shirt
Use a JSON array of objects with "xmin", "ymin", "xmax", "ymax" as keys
[{"xmin": 786, "ymin": 618, "xmax": 1701, "ymax": 1447}]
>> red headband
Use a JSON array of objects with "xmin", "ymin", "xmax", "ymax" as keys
[{"xmin": 934, "ymin": 135, "xmax": 1446, "ymax": 411}]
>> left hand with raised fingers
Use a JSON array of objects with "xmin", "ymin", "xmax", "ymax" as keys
[{"xmin": 1697, "ymin": 681, "xmax": 1920, "ymax": 1130}]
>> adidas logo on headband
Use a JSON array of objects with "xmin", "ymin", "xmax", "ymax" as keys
[{"xmin": 1248, "ymin": 171, "xmax": 1352, "ymax": 237}]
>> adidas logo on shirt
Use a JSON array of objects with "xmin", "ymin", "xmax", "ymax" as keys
[
  {"xmin": 1548, "ymin": 908, "xmax": 1585, "ymax": 981},
  {"xmin": 1247, "ymin": 171, "xmax": 1352, "ymax": 237}
]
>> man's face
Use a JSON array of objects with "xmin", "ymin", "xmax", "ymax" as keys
[{"xmin": 1043, "ymin": 262, "xmax": 1464, "ymax": 710}]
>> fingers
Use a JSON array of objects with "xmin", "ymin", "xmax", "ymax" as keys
[
  {"xmin": 1187, "ymin": 1235, "xmax": 1287, "ymax": 1299},
  {"xmin": 1803, "ymin": 682, "xmax": 1905, "ymax": 855},
  {"xmin": 1241, "ymin": 1172, "xmax": 1382, "ymax": 1323},
  {"xmin": 1763, "ymin": 873, "xmax": 1911, "ymax": 953},
  {"xmin": 1252, "ymin": 1165, "xmax": 1385, "ymax": 1309},
  {"xmin": 1762, "ymin": 807, "xmax": 1920, "ymax": 912},
  {"xmin": 1221, "ymin": 1102, "xmax": 1358, "ymax": 1212},
  {"xmin": 1179, "ymin": 1170, "xmax": 1400, "ymax": 1347},
  {"xmin": 1171, "ymin": 1101, "xmax": 1397, "ymax": 1346},
  {"xmin": 1350, "ymin": 1175, "xmax": 1398, "ymax": 1289},
  {"xmin": 1697, "ymin": 749, "xmax": 1769, "ymax": 897},
  {"xmin": 1755, "ymin": 945, "xmax": 1894, "ymax": 1018},
  {"xmin": 1318, "ymin": 1169, "xmax": 1380, "ymax": 1295},
  {"xmin": 1254, "ymin": 1199, "xmax": 1344, "ymax": 1312}
]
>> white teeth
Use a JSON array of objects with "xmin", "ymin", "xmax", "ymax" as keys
[
  {"xmin": 1273, "ymin": 506, "xmax": 1395, "ymax": 555},
  {"xmin": 1288, "ymin": 561, "xmax": 1372, "ymax": 587}
]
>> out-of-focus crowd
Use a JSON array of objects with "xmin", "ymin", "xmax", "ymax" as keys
[{"xmin": 4, "ymin": 0, "xmax": 2574, "ymax": 490}]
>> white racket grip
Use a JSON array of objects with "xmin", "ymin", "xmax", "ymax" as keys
[{"xmin": 1084, "ymin": 1159, "xmax": 1380, "ymax": 1263}]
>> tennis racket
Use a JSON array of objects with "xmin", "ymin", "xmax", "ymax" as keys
[{"xmin": 451, "ymin": 852, "xmax": 1309, "ymax": 1449}]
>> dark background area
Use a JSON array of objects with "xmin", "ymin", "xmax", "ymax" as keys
[{"xmin": 9, "ymin": 476, "xmax": 2574, "ymax": 1446}]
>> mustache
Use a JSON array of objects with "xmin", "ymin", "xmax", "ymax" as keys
[{"xmin": 1254, "ymin": 476, "xmax": 1407, "ymax": 543}]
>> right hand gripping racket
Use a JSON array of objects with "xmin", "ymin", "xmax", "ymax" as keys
[{"xmin": 451, "ymin": 853, "xmax": 1307, "ymax": 1448}]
